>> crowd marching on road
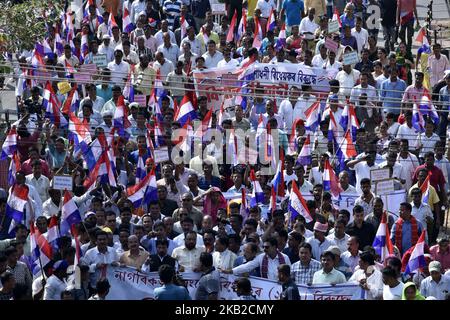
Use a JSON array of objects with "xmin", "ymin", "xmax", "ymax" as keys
[{"xmin": 0, "ymin": 0, "xmax": 449, "ymax": 301}]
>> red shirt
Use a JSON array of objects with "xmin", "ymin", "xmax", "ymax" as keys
[
  {"xmin": 412, "ymin": 165, "xmax": 446, "ymax": 194},
  {"xmin": 21, "ymin": 159, "xmax": 52, "ymax": 179},
  {"xmin": 430, "ymin": 244, "xmax": 450, "ymax": 271}
]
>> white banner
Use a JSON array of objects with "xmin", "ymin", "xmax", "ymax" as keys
[
  {"xmin": 193, "ymin": 64, "xmax": 332, "ymax": 112},
  {"xmin": 105, "ymin": 266, "xmax": 362, "ymax": 300}
]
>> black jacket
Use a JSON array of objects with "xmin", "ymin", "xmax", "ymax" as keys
[{"xmin": 148, "ymin": 254, "xmax": 176, "ymax": 272}]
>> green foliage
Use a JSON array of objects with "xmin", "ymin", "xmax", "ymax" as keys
[{"xmin": 0, "ymin": 0, "xmax": 64, "ymax": 52}]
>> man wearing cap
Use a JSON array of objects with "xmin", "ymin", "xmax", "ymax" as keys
[
  {"xmin": 420, "ymin": 261, "xmax": 450, "ymax": 300},
  {"xmin": 43, "ymin": 260, "xmax": 68, "ymax": 300},
  {"xmin": 131, "ymin": 0, "xmax": 148, "ymax": 24},
  {"xmin": 107, "ymin": 49, "xmax": 130, "ymax": 88},
  {"xmin": 306, "ymin": 222, "xmax": 334, "ymax": 261}
]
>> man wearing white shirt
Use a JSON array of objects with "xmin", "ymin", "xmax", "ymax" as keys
[
  {"xmin": 420, "ymin": 261, "xmax": 450, "ymax": 300},
  {"xmin": 347, "ymin": 151, "xmax": 379, "ymax": 194},
  {"xmin": 217, "ymin": 47, "xmax": 239, "ymax": 68},
  {"xmin": 172, "ymin": 231, "xmax": 205, "ymax": 272},
  {"xmin": 157, "ymin": 32, "xmax": 180, "ymax": 66},
  {"xmin": 202, "ymin": 40, "xmax": 223, "ymax": 68},
  {"xmin": 323, "ymin": 50, "xmax": 342, "ymax": 78},
  {"xmin": 212, "ymin": 236, "xmax": 237, "ymax": 272},
  {"xmin": 396, "ymin": 111, "xmax": 418, "ymax": 152},
  {"xmin": 278, "ymin": 86, "xmax": 302, "ymax": 132},
  {"xmin": 232, "ymin": 237, "xmax": 291, "ymax": 281},
  {"xmin": 306, "ymin": 222, "xmax": 335, "ymax": 261},
  {"xmin": 396, "ymin": 139, "xmax": 420, "ymax": 191},
  {"xmin": 25, "ymin": 161, "xmax": 50, "ymax": 204},
  {"xmin": 349, "ymin": 252, "xmax": 384, "ymax": 300},
  {"xmin": 415, "ymin": 120, "xmax": 440, "ymax": 159},
  {"xmin": 410, "ymin": 187, "xmax": 434, "ymax": 232},
  {"xmin": 299, "ymin": 8, "xmax": 319, "ymax": 43},
  {"xmin": 350, "ymin": 72, "xmax": 377, "ymax": 111},
  {"xmin": 336, "ymin": 64, "xmax": 361, "ymax": 98},
  {"xmin": 130, "ymin": 0, "xmax": 148, "ymax": 24},
  {"xmin": 256, "ymin": 0, "xmax": 276, "ymax": 18},
  {"xmin": 351, "ymin": 17, "xmax": 369, "ymax": 54},
  {"xmin": 153, "ymin": 51, "xmax": 175, "ymax": 78},
  {"xmin": 326, "ymin": 219, "xmax": 350, "ymax": 254},
  {"xmin": 180, "ymin": 26, "xmax": 204, "ymax": 56},
  {"xmin": 155, "ymin": 20, "xmax": 177, "ymax": 48},
  {"xmin": 338, "ymin": 171, "xmax": 358, "ymax": 195},
  {"xmin": 82, "ymin": 230, "xmax": 120, "ymax": 285},
  {"xmin": 107, "ymin": 49, "xmax": 130, "ymax": 88},
  {"xmin": 312, "ymin": 44, "xmax": 328, "ymax": 68},
  {"xmin": 43, "ymin": 260, "xmax": 68, "ymax": 300},
  {"xmin": 98, "ymin": 35, "xmax": 115, "ymax": 62},
  {"xmin": 340, "ymin": 236, "xmax": 361, "ymax": 272}
]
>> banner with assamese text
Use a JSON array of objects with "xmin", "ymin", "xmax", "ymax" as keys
[{"xmin": 105, "ymin": 266, "xmax": 362, "ymax": 300}]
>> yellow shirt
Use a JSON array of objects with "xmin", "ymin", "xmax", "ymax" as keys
[
  {"xmin": 247, "ymin": 0, "xmax": 258, "ymax": 17},
  {"xmin": 408, "ymin": 183, "xmax": 440, "ymax": 208},
  {"xmin": 196, "ymin": 32, "xmax": 220, "ymax": 52}
]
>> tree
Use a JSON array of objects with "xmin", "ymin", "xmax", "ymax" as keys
[{"xmin": 0, "ymin": 0, "xmax": 64, "ymax": 53}]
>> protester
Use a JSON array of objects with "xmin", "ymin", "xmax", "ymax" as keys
[{"xmin": 1, "ymin": 0, "xmax": 449, "ymax": 301}]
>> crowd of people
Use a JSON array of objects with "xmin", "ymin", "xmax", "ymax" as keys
[{"xmin": 0, "ymin": 0, "xmax": 449, "ymax": 301}]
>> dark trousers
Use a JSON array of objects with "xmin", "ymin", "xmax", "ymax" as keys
[{"xmin": 399, "ymin": 20, "xmax": 414, "ymax": 52}]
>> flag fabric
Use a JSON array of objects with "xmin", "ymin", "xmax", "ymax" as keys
[
  {"xmin": 54, "ymin": 32, "xmax": 64, "ymax": 56},
  {"xmin": 107, "ymin": 11, "xmax": 118, "ymax": 36},
  {"xmin": 297, "ymin": 134, "xmax": 312, "ymax": 166},
  {"xmin": 372, "ymin": 211, "xmax": 394, "ymax": 262},
  {"xmin": 180, "ymin": 15, "xmax": 189, "ymax": 41},
  {"xmin": 62, "ymin": 84, "xmax": 80, "ymax": 114},
  {"xmin": 68, "ymin": 112, "xmax": 92, "ymax": 157},
  {"xmin": 404, "ymin": 230, "xmax": 427, "ymax": 274},
  {"xmin": 226, "ymin": 129, "xmax": 239, "ymax": 166},
  {"xmin": 127, "ymin": 170, "xmax": 158, "ymax": 208},
  {"xmin": 412, "ymin": 103, "xmax": 425, "ymax": 133},
  {"xmin": 249, "ymin": 170, "xmax": 264, "ymax": 207},
  {"xmin": 419, "ymin": 172, "xmax": 431, "ymax": 205},
  {"xmin": 332, "ymin": 8, "xmax": 342, "ymax": 27},
  {"xmin": 226, "ymin": 10, "xmax": 238, "ymax": 43},
  {"xmin": 30, "ymin": 222, "xmax": 52, "ymax": 275},
  {"xmin": 8, "ymin": 152, "xmax": 21, "ymax": 186},
  {"xmin": 240, "ymin": 188, "xmax": 249, "ymax": 221},
  {"xmin": 71, "ymin": 225, "xmax": 82, "ymax": 267},
  {"xmin": 335, "ymin": 129, "xmax": 357, "ymax": 171},
  {"xmin": 418, "ymin": 92, "xmax": 439, "ymax": 125},
  {"xmin": 327, "ymin": 111, "xmax": 341, "ymax": 142},
  {"xmin": 339, "ymin": 102, "xmax": 359, "ymax": 142},
  {"xmin": 60, "ymin": 190, "xmax": 82, "ymax": 236},
  {"xmin": 194, "ymin": 108, "xmax": 213, "ymax": 141},
  {"xmin": 6, "ymin": 184, "xmax": 29, "ymax": 235},
  {"xmin": 252, "ymin": 17, "xmax": 263, "ymax": 50},
  {"xmin": 304, "ymin": 101, "xmax": 321, "ymax": 133},
  {"xmin": 174, "ymin": 95, "xmax": 198, "ymax": 126},
  {"xmin": 289, "ymin": 180, "xmax": 313, "ymax": 223},
  {"xmin": 275, "ymin": 24, "xmax": 286, "ymax": 50},
  {"xmin": 122, "ymin": 7, "xmax": 134, "ymax": 33},
  {"xmin": 43, "ymin": 82, "xmax": 68, "ymax": 128},
  {"xmin": 416, "ymin": 27, "xmax": 429, "ymax": 45},
  {"xmin": 46, "ymin": 216, "xmax": 60, "ymax": 251},
  {"xmin": 271, "ymin": 149, "xmax": 285, "ymax": 197},
  {"xmin": 135, "ymin": 154, "xmax": 146, "ymax": 184},
  {"xmin": 266, "ymin": 9, "xmax": 276, "ymax": 32},
  {"xmin": 1, "ymin": 126, "xmax": 17, "ymax": 160},
  {"xmin": 113, "ymin": 96, "xmax": 132, "ymax": 138},
  {"xmin": 236, "ymin": 8, "xmax": 247, "ymax": 41},
  {"xmin": 81, "ymin": 30, "xmax": 89, "ymax": 61},
  {"xmin": 323, "ymin": 159, "xmax": 342, "ymax": 197},
  {"xmin": 42, "ymin": 39, "xmax": 55, "ymax": 60}
]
